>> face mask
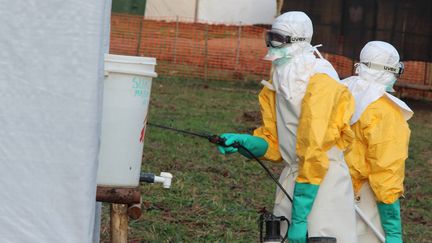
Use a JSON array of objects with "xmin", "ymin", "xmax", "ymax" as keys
[
  {"xmin": 386, "ymin": 78, "xmax": 397, "ymax": 92},
  {"xmin": 263, "ymin": 47, "xmax": 292, "ymax": 66}
]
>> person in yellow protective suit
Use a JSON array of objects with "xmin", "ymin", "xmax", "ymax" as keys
[
  {"xmin": 343, "ymin": 41, "xmax": 413, "ymax": 243},
  {"xmin": 217, "ymin": 12, "xmax": 357, "ymax": 242}
]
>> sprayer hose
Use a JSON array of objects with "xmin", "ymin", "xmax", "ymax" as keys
[{"xmin": 237, "ymin": 144, "xmax": 293, "ymax": 204}]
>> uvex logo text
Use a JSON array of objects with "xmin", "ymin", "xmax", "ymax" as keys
[
  {"xmin": 291, "ymin": 37, "xmax": 306, "ymax": 42},
  {"xmin": 384, "ymin": 66, "xmax": 397, "ymax": 72}
]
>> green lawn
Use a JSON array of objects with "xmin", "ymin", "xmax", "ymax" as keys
[
  {"xmin": 401, "ymin": 99, "xmax": 432, "ymax": 242},
  {"xmin": 101, "ymin": 77, "xmax": 432, "ymax": 242}
]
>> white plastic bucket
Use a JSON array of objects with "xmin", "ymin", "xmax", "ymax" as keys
[{"xmin": 97, "ymin": 54, "xmax": 157, "ymax": 187}]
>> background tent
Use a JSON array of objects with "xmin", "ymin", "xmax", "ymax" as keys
[{"xmin": 144, "ymin": 0, "xmax": 277, "ymax": 24}]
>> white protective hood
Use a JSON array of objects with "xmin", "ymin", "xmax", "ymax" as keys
[
  {"xmin": 263, "ymin": 11, "xmax": 339, "ymax": 98},
  {"xmin": 344, "ymin": 76, "xmax": 413, "ymax": 124},
  {"xmin": 344, "ymin": 41, "xmax": 413, "ymax": 124},
  {"xmin": 266, "ymin": 12, "xmax": 357, "ymax": 243}
]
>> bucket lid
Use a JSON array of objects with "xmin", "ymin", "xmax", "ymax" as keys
[
  {"xmin": 104, "ymin": 54, "xmax": 157, "ymax": 77},
  {"xmin": 105, "ymin": 54, "xmax": 156, "ymax": 65}
]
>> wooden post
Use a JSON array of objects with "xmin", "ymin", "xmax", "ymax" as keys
[
  {"xmin": 127, "ymin": 203, "xmax": 142, "ymax": 220},
  {"xmin": 173, "ymin": 16, "xmax": 179, "ymax": 64},
  {"xmin": 110, "ymin": 203, "xmax": 129, "ymax": 243},
  {"xmin": 235, "ymin": 22, "xmax": 242, "ymax": 70},
  {"xmin": 204, "ymin": 24, "xmax": 209, "ymax": 81},
  {"xmin": 136, "ymin": 16, "xmax": 144, "ymax": 56},
  {"xmin": 96, "ymin": 186, "xmax": 141, "ymax": 204},
  {"xmin": 127, "ymin": 196, "xmax": 143, "ymax": 220},
  {"xmin": 96, "ymin": 185, "xmax": 142, "ymax": 242}
]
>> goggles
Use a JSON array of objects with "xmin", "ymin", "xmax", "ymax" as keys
[
  {"xmin": 358, "ymin": 61, "xmax": 405, "ymax": 77},
  {"xmin": 265, "ymin": 30, "xmax": 310, "ymax": 48}
]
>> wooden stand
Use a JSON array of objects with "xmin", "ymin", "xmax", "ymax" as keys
[
  {"xmin": 96, "ymin": 186, "xmax": 142, "ymax": 243},
  {"xmin": 110, "ymin": 204, "xmax": 129, "ymax": 243}
]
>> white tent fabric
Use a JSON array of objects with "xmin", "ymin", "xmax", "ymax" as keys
[
  {"xmin": 93, "ymin": 2, "xmax": 113, "ymax": 242},
  {"xmin": 0, "ymin": 1, "xmax": 108, "ymax": 242},
  {"xmin": 145, "ymin": 0, "xmax": 277, "ymax": 24},
  {"xmin": 198, "ymin": 0, "xmax": 276, "ymax": 24},
  {"xmin": 145, "ymin": 0, "xmax": 196, "ymax": 20}
]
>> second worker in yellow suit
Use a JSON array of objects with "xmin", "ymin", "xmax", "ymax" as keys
[
  {"xmin": 343, "ymin": 41, "xmax": 413, "ymax": 243},
  {"xmin": 216, "ymin": 12, "xmax": 357, "ymax": 242}
]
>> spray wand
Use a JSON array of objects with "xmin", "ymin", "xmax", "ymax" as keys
[
  {"xmin": 147, "ymin": 122, "xmax": 292, "ymax": 203},
  {"xmin": 147, "ymin": 122, "xmax": 342, "ymax": 243},
  {"xmin": 147, "ymin": 122, "xmax": 294, "ymax": 242}
]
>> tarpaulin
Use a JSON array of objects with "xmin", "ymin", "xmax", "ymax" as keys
[{"xmin": 0, "ymin": 1, "xmax": 108, "ymax": 242}]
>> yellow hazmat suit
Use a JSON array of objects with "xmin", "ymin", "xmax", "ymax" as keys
[
  {"xmin": 254, "ymin": 73, "xmax": 357, "ymax": 242},
  {"xmin": 345, "ymin": 97, "xmax": 410, "ymax": 204},
  {"xmin": 255, "ymin": 74, "xmax": 355, "ymax": 184},
  {"xmin": 217, "ymin": 11, "xmax": 357, "ymax": 242},
  {"xmin": 343, "ymin": 41, "xmax": 413, "ymax": 243}
]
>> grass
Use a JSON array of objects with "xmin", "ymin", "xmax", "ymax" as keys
[
  {"xmin": 401, "ymin": 99, "xmax": 432, "ymax": 242},
  {"xmin": 100, "ymin": 77, "xmax": 432, "ymax": 242}
]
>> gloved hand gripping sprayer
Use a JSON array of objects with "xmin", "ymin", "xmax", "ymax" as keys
[{"xmin": 148, "ymin": 123, "xmax": 336, "ymax": 243}]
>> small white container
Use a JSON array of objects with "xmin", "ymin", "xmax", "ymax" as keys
[{"xmin": 97, "ymin": 54, "xmax": 157, "ymax": 187}]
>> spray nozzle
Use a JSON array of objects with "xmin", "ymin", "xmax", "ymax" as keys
[
  {"xmin": 140, "ymin": 172, "xmax": 173, "ymax": 189},
  {"xmin": 207, "ymin": 135, "xmax": 240, "ymax": 148}
]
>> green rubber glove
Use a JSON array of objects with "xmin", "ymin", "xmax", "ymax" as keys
[
  {"xmin": 378, "ymin": 200, "xmax": 403, "ymax": 243},
  {"xmin": 216, "ymin": 133, "xmax": 268, "ymax": 158},
  {"xmin": 288, "ymin": 182, "xmax": 320, "ymax": 243}
]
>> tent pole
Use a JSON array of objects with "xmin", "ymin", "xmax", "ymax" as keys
[
  {"xmin": 194, "ymin": 0, "xmax": 200, "ymax": 22},
  {"xmin": 276, "ymin": 0, "xmax": 283, "ymax": 15}
]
